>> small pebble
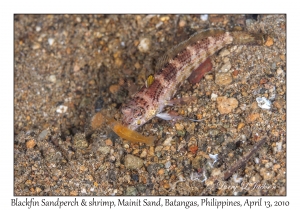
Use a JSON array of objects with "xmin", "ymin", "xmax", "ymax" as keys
[
  {"xmin": 158, "ymin": 168, "xmax": 165, "ymax": 175},
  {"xmin": 38, "ymin": 129, "xmax": 49, "ymax": 141},
  {"xmin": 26, "ymin": 139, "xmax": 36, "ymax": 149},
  {"xmin": 250, "ymin": 174, "xmax": 262, "ymax": 182},
  {"xmin": 265, "ymin": 162, "xmax": 273, "ymax": 169},
  {"xmin": 250, "ymin": 101, "xmax": 259, "ymax": 110},
  {"xmin": 76, "ymin": 17, "xmax": 81, "ymax": 22},
  {"xmin": 163, "ymin": 182, "xmax": 170, "ymax": 189},
  {"xmin": 215, "ymin": 72, "xmax": 233, "ymax": 86},
  {"xmin": 48, "ymin": 38, "xmax": 55, "ymax": 46},
  {"xmin": 205, "ymin": 74, "xmax": 213, "ymax": 80},
  {"xmin": 240, "ymin": 103, "xmax": 247, "ymax": 111},
  {"xmin": 25, "ymin": 180, "xmax": 32, "ymax": 186},
  {"xmin": 148, "ymin": 146, "xmax": 154, "ymax": 156},
  {"xmin": 56, "ymin": 105, "xmax": 68, "ymax": 113},
  {"xmin": 105, "ymin": 139, "xmax": 113, "ymax": 146},
  {"xmin": 273, "ymin": 164, "xmax": 281, "ymax": 171},
  {"xmin": 73, "ymin": 64, "xmax": 80, "ymax": 72},
  {"xmin": 259, "ymin": 168, "xmax": 274, "ymax": 180},
  {"xmin": 36, "ymin": 26, "xmax": 41, "ymax": 32},
  {"xmin": 216, "ymin": 96, "xmax": 238, "ymax": 114},
  {"xmin": 268, "ymin": 86, "xmax": 276, "ymax": 101},
  {"xmin": 91, "ymin": 112, "xmax": 105, "ymax": 129},
  {"xmin": 165, "ymin": 161, "xmax": 171, "ymax": 169},
  {"xmin": 247, "ymin": 113, "xmax": 260, "ymax": 122},
  {"xmin": 124, "ymin": 154, "xmax": 144, "ymax": 170},
  {"xmin": 271, "ymin": 63, "xmax": 277, "ymax": 70},
  {"xmin": 73, "ymin": 133, "xmax": 88, "ymax": 149},
  {"xmin": 259, "ymin": 78, "xmax": 268, "ymax": 85},
  {"xmin": 66, "ymin": 47, "xmax": 71, "ymax": 54},
  {"xmin": 155, "ymin": 21, "xmax": 163, "ymax": 28},
  {"xmin": 264, "ymin": 36, "xmax": 274, "ymax": 46},
  {"xmin": 109, "ymin": 84, "xmax": 120, "ymax": 94},
  {"xmin": 218, "ymin": 135, "xmax": 229, "ymax": 146},
  {"xmin": 232, "ymin": 70, "xmax": 239, "ymax": 77},
  {"xmin": 160, "ymin": 16, "xmax": 169, "ymax": 21},
  {"xmin": 178, "ymin": 20, "xmax": 186, "ymax": 27},
  {"xmin": 97, "ymin": 146, "xmax": 111, "ymax": 155},
  {"xmin": 211, "ymin": 168, "xmax": 221, "ymax": 176},
  {"xmin": 175, "ymin": 123, "xmax": 184, "ymax": 131},
  {"xmin": 89, "ymin": 79, "xmax": 96, "ymax": 86},
  {"xmin": 232, "ymin": 174, "xmax": 243, "ymax": 183},
  {"xmin": 125, "ymin": 186, "xmax": 138, "ymax": 196},
  {"xmin": 209, "ymin": 15, "xmax": 224, "ymax": 24},
  {"xmin": 163, "ymin": 136, "xmax": 173, "ymax": 146},
  {"xmin": 273, "ymin": 99, "xmax": 285, "ymax": 109},
  {"xmin": 48, "ymin": 75, "xmax": 56, "ymax": 83},
  {"xmin": 277, "ymin": 68, "xmax": 284, "ymax": 76},
  {"xmin": 245, "ymin": 19, "xmax": 254, "ymax": 27},
  {"xmin": 209, "ymin": 129, "xmax": 219, "ymax": 137},
  {"xmin": 192, "ymin": 155, "xmax": 203, "ymax": 169},
  {"xmin": 94, "ymin": 97, "xmax": 104, "ymax": 112},
  {"xmin": 36, "ymin": 187, "xmax": 42, "ymax": 193},
  {"xmin": 256, "ymin": 97, "xmax": 272, "ymax": 109},
  {"xmin": 219, "ymin": 49, "xmax": 230, "ymax": 57},
  {"xmin": 81, "ymin": 187, "xmax": 87, "ymax": 194},
  {"xmin": 132, "ymin": 149, "xmax": 140, "ymax": 155},
  {"xmin": 70, "ymin": 190, "xmax": 78, "ymax": 196},
  {"xmin": 134, "ymin": 62, "xmax": 141, "ymax": 69},
  {"xmin": 220, "ymin": 61, "xmax": 232, "ymax": 72},
  {"xmin": 188, "ymin": 145, "xmax": 198, "ymax": 154},
  {"xmin": 155, "ymin": 146, "xmax": 163, "ymax": 153},
  {"xmin": 79, "ymin": 165, "xmax": 88, "ymax": 172},
  {"xmin": 138, "ymin": 38, "xmax": 151, "ymax": 53},
  {"xmin": 276, "ymin": 142, "xmax": 282, "ymax": 152},
  {"xmin": 114, "ymin": 57, "xmax": 123, "ymax": 67},
  {"xmin": 140, "ymin": 149, "xmax": 147, "ymax": 158},
  {"xmin": 200, "ymin": 14, "xmax": 208, "ymax": 21},
  {"xmin": 32, "ymin": 42, "xmax": 41, "ymax": 50},
  {"xmin": 237, "ymin": 122, "xmax": 245, "ymax": 131},
  {"xmin": 211, "ymin": 93, "xmax": 218, "ymax": 101}
]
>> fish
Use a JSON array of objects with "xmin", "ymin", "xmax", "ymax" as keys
[{"xmin": 121, "ymin": 28, "xmax": 269, "ymax": 131}]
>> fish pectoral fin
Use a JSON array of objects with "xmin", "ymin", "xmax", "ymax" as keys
[
  {"xmin": 156, "ymin": 112, "xmax": 184, "ymax": 121},
  {"xmin": 156, "ymin": 112, "xmax": 205, "ymax": 122}
]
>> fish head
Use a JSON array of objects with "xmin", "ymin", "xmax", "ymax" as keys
[{"xmin": 121, "ymin": 101, "xmax": 156, "ymax": 130}]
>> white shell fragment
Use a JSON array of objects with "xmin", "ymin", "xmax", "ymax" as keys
[
  {"xmin": 36, "ymin": 26, "xmax": 41, "ymax": 32},
  {"xmin": 48, "ymin": 38, "xmax": 55, "ymax": 46},
  {"xmin": 56, "ymin": 105, "xmax": 68, "ymax": 113},
  {"xmin": 211, "ymin": 93, "xmax": 218, "ymax": 101},
  {"xmin": 209, "ymin": 153, "xmax": 219, "ymax": 165},
  {"xmin": 200, "ymin": 14, "xmax": 208, "ymax": 21},
  {"xmin": 138, "ymin": 38, "xmax": 151, "ymax": 52},
  {"xmin": 232, "ymin": 174, "xmax": 243, "ymax": 183},
  {"xmin": 256, "ymin": 97, "xmax": 272, "ymax": 109}
]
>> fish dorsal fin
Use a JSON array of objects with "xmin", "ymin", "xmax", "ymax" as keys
[{"xmin": 155, "ymin": 28, "xmax": 225, "ymax": 71}]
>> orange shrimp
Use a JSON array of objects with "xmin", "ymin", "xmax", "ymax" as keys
[{"xmin": 106, "ymin": 117, "xmax": 155, "ymax": 146}]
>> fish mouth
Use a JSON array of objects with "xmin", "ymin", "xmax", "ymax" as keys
[{"xmin": 121, "ymin": 115, "xmax": 137, "ymax": 130}]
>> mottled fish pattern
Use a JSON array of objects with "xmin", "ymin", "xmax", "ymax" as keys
[{"xmin": 121, "ymin": 28, "xmax": 268, "ymax": 130}]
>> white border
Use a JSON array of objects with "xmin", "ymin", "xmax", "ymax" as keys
[{"xmin": 2, "ymin": 0, "xmax": 298, "ymax": 209}]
